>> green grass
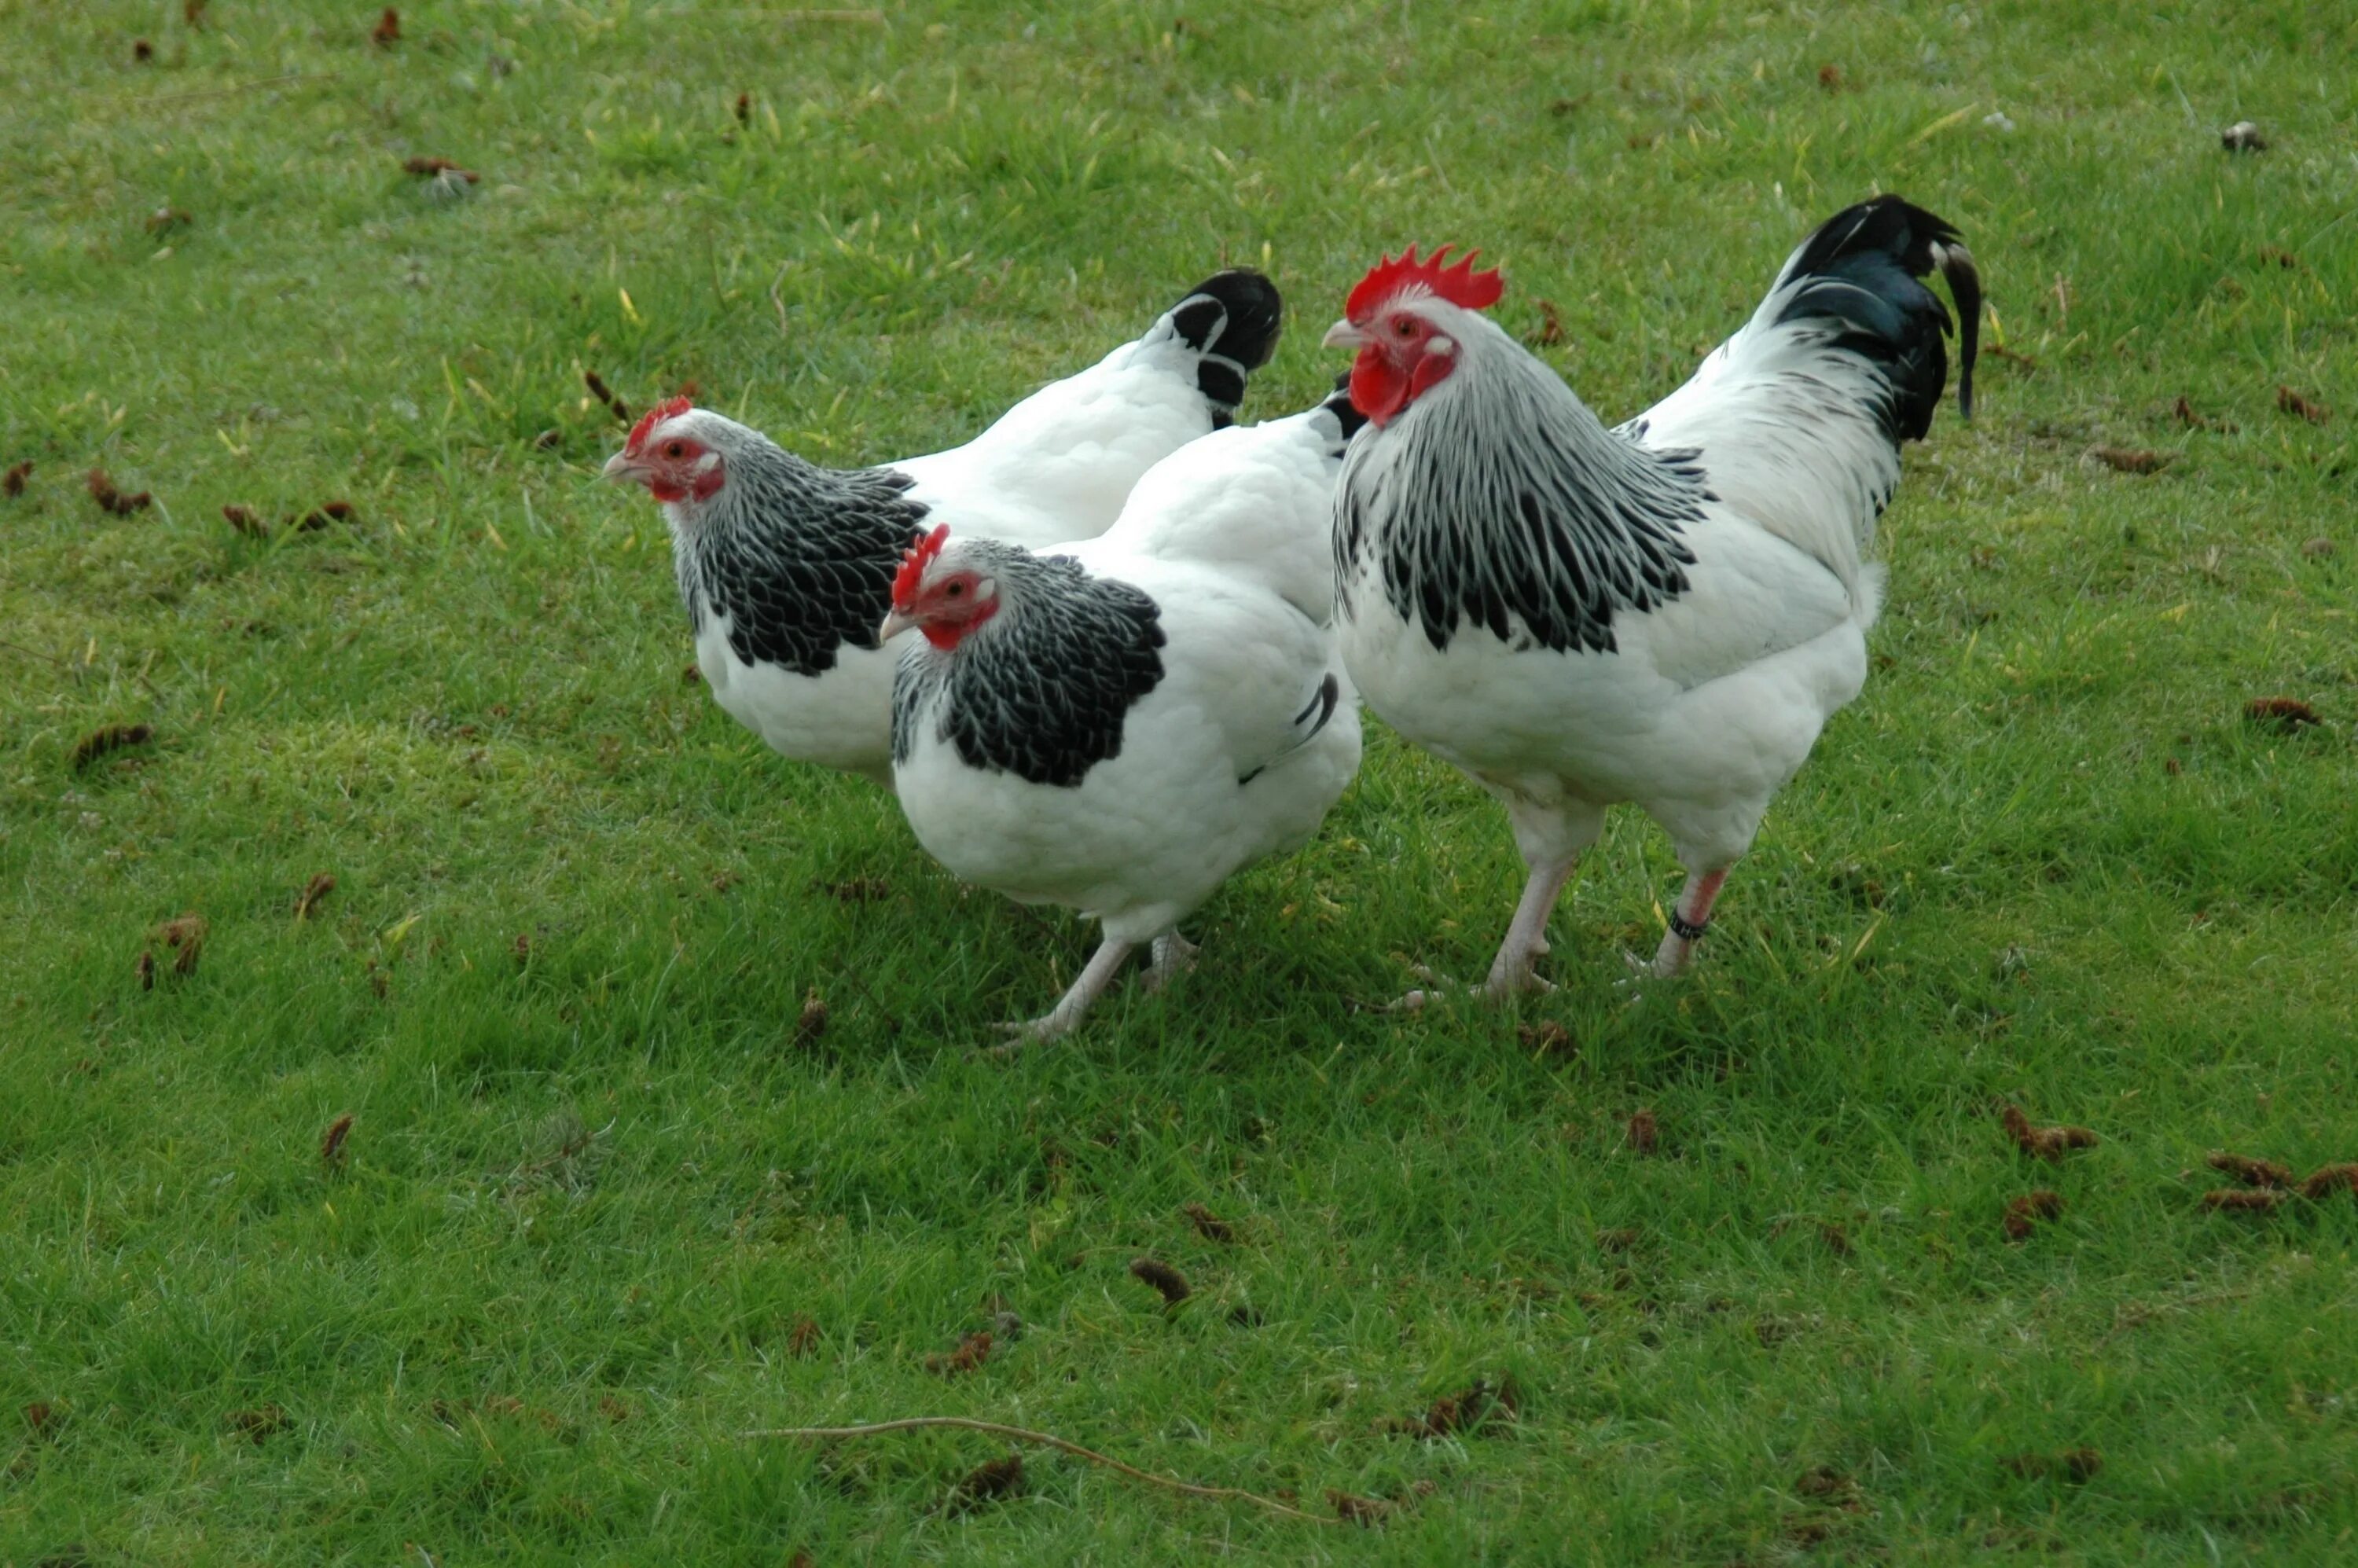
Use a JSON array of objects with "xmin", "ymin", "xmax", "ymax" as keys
[{"xmin": 5, "ymin": 0, "xmax": 2356, "ymax": 1561}]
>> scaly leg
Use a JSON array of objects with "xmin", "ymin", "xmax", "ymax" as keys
[
  {"xmin": 1399, "ymin": 854, "xmax": 1584, "ymax": 1011},
  {"xmin": 1650, "ymin": 868, "xmax": 1729, "ymax": 978},
  {"xmin": 1140, "ymin": 931, "xmax": 1199, "ymax": 994},
  {"xmin": 1480, "ymin": 855, "xmax": 1581, "ymax": 996},
  {"xmin": 997, "ymin": 938, "xmax": 1135, "ymax": 1045}
]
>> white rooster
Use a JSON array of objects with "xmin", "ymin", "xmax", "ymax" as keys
[
  {"xmin": 1322, "ymin": 197, "xmax": 1978, "ymax": 1003},
  {"xmin": 880, "ymin": 384, "xmax": 1366, "ymax": 1040},
  {"xmin": 602, "ymin": 270, "xmax": 1283, "ymax": 784}
]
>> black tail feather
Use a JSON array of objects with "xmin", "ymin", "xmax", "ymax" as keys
[
  {"xmin": 1776, "ymin": 196, "xmax": 1979, "ymax": 440},
  {"xmin": 1163, "ymin": 269, "xmax": 1283, "ymax": 427},
  {"xmin": 1320, "ymin": 371, "xmax": 1369, "ymax": 442}
]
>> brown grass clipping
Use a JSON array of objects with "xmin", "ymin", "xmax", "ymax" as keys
[
  {"xmin": 924, "ymin": 1330, "xmax": 994, "ymax": 1377},
  {"xmin": 2001, "ymin": 1103, "xmax": 2100, "ymax": 1162},
  {"xmin": 795, "ymin": 990, "xmax": 828, "ymax": 1045},
  {"xmin": 297, "ymin": 500, "xmax": 357, "ymax": 531},
  {"xmin": 2, "ymin": 461, "xmax": 28, "ymax": 497},
  {"xmin": 1129, "ymin": 1256, "xmax": 1191, "ymax": 1305},
  {"xmin": 294, "ymin": 873, "xmax": 336, "ymax": 920},
  {"xmin": 133, "ymin": 38, "xmax": 155, "ymax": 61},
  {"xmin": 2003, "ymin": 1190, "xmax": 2063, "ymax": 1241},
  {"xmin": 320, "ymin": 1112, "xmax": 354, "ymax": 1170},
  {"xmin": 136, "ymin": 949, "xmax": 157, "ymax": 990},
  {"xmin": 86, "ymin": 468, "xmax": 152, "ymax": 515},
  {"xmin": 1625, "ymin": 1107, "xmax": 1658, "ymax": 1155},
  {"xmin": 400, "ymin": 156, "xmax": 479, "ymax": 183},
  {"xmin": 230, "ymin": 1405, "xmax": 288, "ymax": 1445},
  {"xmin": 2202, "ymin": 1188, "xmax": 2283, "ymax": 1214},
  {"xmin": 185, "ymin": 0, "xmax": 208, "ymax": 25},
  {"xmin": 72, "ymin": 722, "xmax": 154, "ymax": 771},
  {"xmin": 947, "ymin": 1452, "xmax": 1023, "ymax": 1513},
  {"xmin": 2276, "ymin": 385, "xmax": 2329, "ymax": 424},
  {"xmin": 1519, "ymin": 1019, "xmax": 1575, "ymax": 1058},
  {"xmin": 583, "ymin": 370, "xmax": 630, "ymax": 424},
  {"xmin": 372, "ymin": 7, "xmax": 401, "ymax": 46},
  {"xmin": 2206, "ymin": 1150, "xmax": 2293, "ymax": 1189},
  {"xmin": 733, "ymin": 91, "xmax": 751, "ymax": 125},
  {"xmin": 222, "ymin": 504, "xmax": 267, "ymax": 538},
  {"xmin": 784, "ymin": 1316, "xmax": 820, "ymax": 1357},
  {"xmin": 1383, "ymin": 1376, "xmax": 1519, "ymax": 1440},
  {"xmin": 1181, "ymin": 1203, "xmax": 1233, "ymax": 1243},
  {"xmin": 2245, "ymin": 696, "xmax": 2320, "ymax": 733},
  {"xmin": 1328, "ymin": 1481, "xmax": 1434, "ymax": 1527},
  {"xmin": 2302, "ymin": 1163, "xmax": 2358, "ymax": 1201},
  {"xmin": 2090, "ymin": 446, "xmax": 2170, "ymax": 475},
  {"xmin": 2003, "ymin": 1448, "xmax": 2103, "ymax": 1482},
  {"xmin": 156, "ymin": 913, "xmax": 208, "ymax": 976}
]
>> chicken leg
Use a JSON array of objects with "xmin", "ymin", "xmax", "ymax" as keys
[
  {"xmin": 1649, "ymin": 868, "xmax": 1729, "ymax": 977},
  {"xmin": 997, "ymin": 938, "xmax": 1135, "ymax": 1045},
  {"xmin": 1141, "ymin": 931, "xmax": 1199, "ymax": 993}
]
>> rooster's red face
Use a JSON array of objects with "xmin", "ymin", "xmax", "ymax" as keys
[
  {"xmin": 1325, "ymin": 245, "xmax": 1504, "ymax": 428},
  {"xmin": 1337, "ymin": 307, "xmax": 1460, "ymax": 428}
]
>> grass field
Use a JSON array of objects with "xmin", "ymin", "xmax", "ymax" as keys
[{"xmin": 5, "ymin": 0, "xmax": 2356, "ymax": 1561}]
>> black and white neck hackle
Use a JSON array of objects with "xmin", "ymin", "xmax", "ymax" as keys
[
  {"xmin": 892, "ymin": 541, "xmax": 1168, "ymax": 789},
  {"xmin": 1336, "ymin": 326, "xmax": 1711, "ymax": 656}
]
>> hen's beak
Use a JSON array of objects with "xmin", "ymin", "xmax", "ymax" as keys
[
  {"xmin": 1321, "ymin": 318, "xmax": 1368, "ymax": 351},
  {"xmin": 600, "ymin": 450, "xmax": 647, "ymax": 485},
  {"xmin": 877, "ymin": 608, "xmax": 920, "ymax": 644}
]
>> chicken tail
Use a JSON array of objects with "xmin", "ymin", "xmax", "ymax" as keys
[
  {"xmin": 1157, "ymin": 270, "xmax": 1284, "ymax": 428},
  {"xmin": 1622, "ymin": 196, "xmax": 1976, "ymax": 615},
  {"xmin": 1765, "ymin": 195, "xmax": 1978, "ymax": 442}
]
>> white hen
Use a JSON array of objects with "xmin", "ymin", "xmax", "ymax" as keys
[
  {"xmin": 880, "ymin": 384, "xmax": 1366, "ymax": 1039},
  {"xmin": 603, "ymin": 270, "xmax": 1284, "ymax": 784}
]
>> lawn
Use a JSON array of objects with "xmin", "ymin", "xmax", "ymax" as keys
[{"xmin": 4, "ymin": 0, "xmax": 2356, "ymax": 1562}]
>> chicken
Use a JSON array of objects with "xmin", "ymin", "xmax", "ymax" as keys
[
  {"xmin": 1322, "ymin": 197, "xmax": 1978, "ymax": 1003},
  {"xmin": 880, "ymin": 383, "xmax": 1367, "ymax": 1041},
  {"xmin": 601, "ymin": 270, "xmax": 1284, "ymax": 784}
]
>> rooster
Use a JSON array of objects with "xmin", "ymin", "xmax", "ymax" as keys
[
  {"xmin": 880, "ymin": 384, "xmax": 1367, "ymax": 1041},
  {"xmin": 1323, "ymin": 197, "xmax": 1978, "ymax": 1003},
  {"xmin": 602, "ymin": 270, "xmax": 1283, "ymax": 784}
]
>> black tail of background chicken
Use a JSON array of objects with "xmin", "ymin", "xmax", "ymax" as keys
[
  {"xmin": 1162, "ymin": 270, "xmax": 1284, "ymax": 428},
  {"xmin": 1773, "ymin": 196, "xmax": 1981, "ymax": 440},
  {"xmin": 1320, "ymin": 371, "xmax": 1370, "ymax": 442}
]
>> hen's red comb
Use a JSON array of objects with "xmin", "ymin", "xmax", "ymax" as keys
[
  {"xmin": 625, "ymin": 395, "xmax": 694, "ymax": 455},
  {"xmin": 893, "ymin": 523, "xmax": 952, "ymax": 607},
  {"xmin": 1345, "ymin": 244, "xmax": 1504, "ymax": 321}
]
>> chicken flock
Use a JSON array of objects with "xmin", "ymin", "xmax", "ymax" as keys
[{"xmin": 606, "ymin": 197, "xmax": 1980, "ymax": 1041}]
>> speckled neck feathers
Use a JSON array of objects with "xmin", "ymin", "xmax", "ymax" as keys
[
  {"xmin": 891, "ymin": 542, "xmax": 1166, "ymax": 788},
  {"xmin": 670, "ymin": 439, "xmax": 931, "ymax": 678},
  {"xmin": 1335, "ymin": 321, "xmax": 1710, "ymax": 655}
]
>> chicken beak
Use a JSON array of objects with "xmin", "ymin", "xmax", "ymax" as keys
[
  {"xmin": 600, "ymin": 450, "xmax": 646, "ymax": 485},
  {"xmin": 877, "ymin": 608, "xmax": 920, "ymax": 644},
  {"xmin": 1321, "ymin": 318, "xmax": 1368, "ymax": 351}
]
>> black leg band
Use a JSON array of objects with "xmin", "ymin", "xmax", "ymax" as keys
[{"xmin": 1667, "ymin": 910, "xmax": 1710, "ymax": 942}]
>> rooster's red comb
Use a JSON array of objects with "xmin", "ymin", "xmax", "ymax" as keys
[
  {"xmin": 1345, "ymin": 244, "xmax": 1504, "ymax": 321},
  {"xmin": 624, "ymin": 396, "xmax": 694, "ymax": 455},
  {"xmin": 893, "ymin": 523, "xmax": 952, "ymax": 607}
]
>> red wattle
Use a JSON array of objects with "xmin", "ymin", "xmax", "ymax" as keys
[{"xmin": 1350, "ymin": 348, "xmax": 1409, "ymax": 428}]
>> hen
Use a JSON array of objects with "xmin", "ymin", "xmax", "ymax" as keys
[
  {"xmin": 602, "ymin": 270, "xmax": 1283, "ymax": 784},
  {"xmin": 1323, "ymin": 197, "xmax": 1978, "ymax": 1002},
  {"xmin": 880, "ymin": 384, "xmax": 1366, "ymax": 1040}
]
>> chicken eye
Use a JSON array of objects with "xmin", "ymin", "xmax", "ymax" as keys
[
  {"xmin": 663, "ymin": 440, "xmax": 686, "ymax": 459},
  {"xmin": 1394, "ymin": 318, "xmax": 1416, "ymax": 339},
  {"xmin": 945, "ymin": 582, "xmax": 965, "ymax": 597}
]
